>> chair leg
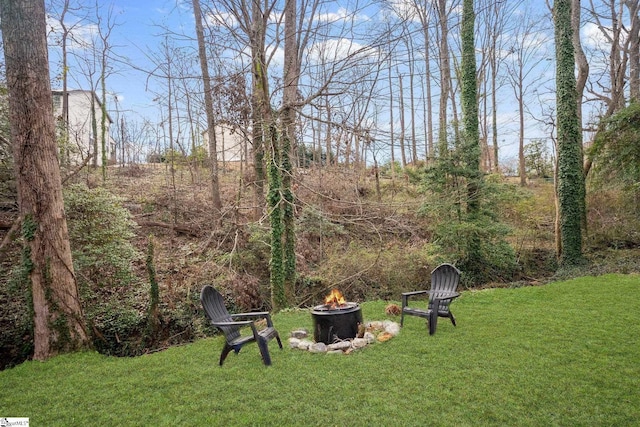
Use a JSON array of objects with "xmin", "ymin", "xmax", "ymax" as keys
[
  {"xmin": 219, "ymin": 343, "xmax": 234, "ymax": 366},
  {"xmin": 449, "ymin": 312, "xmax": 456, "ymax": 327},
  {"xmin": 275, "ymin": 333, "xmax": 283, "ymax": 349},
  {"xmin": 428, "ymin": 310, "xmax": 438, "ymax": 335},
  {"xmin": 400, "ymin": 312, "xmax": 405, "ymax": 327},
  {"xmin": 257, "ymin": 337, "xmax": 272, "ymax": 366}
]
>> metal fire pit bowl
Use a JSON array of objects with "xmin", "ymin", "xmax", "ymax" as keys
[{"xmin": 311, "ymin": 302, "xmax": 363, "ymax": 344}]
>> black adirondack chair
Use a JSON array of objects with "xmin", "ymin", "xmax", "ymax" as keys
[
  {"xmin": 401, "ymin": 263, "xmax": 461, "ymax": 335},
  {"xmin": 200, "ymin": 285, "xmax": 283, "ymax": 366}
]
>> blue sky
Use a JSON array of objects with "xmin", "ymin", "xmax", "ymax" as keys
[
  {"xmin": 45, "ymin": 0, "xmax": 614, "ymax": 167},
  {"xmin": 49, "ymin": 0, "xmax": 193, "ymax": 118}
]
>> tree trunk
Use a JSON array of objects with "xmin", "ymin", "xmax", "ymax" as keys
[
  {"xmin": 555, "ymin": 0, "xmax": 584, "ymax": 265},
  {"xmin": 398, "ymin": 72, "xmax": 407, "ymax": 167},
  {"xmin": 100, "ymin": 52, "xmax": 108, "ymax": 181},
  {"xmin": 419, "ymin": 8, "xmax": 434, "ymax": 162},
  {"xmin": 60, "ymin": 0, "xmax": 71, "ymax": 166},
  {"xmin": 388, "ymin": 57, "xmax": 396, "ymax": 178},
  {"xmin": 460, "ymin": 0, "xmax": 483, "ymax": 271},
  {"xmin": 571, "ymin": 0, "xmax": 588, "ymax": 234},
  {"xmin": 91, "ymin": 88, "xmax": 99, "ymax": 168},
  {"xmin": 192, "ymin": 0, "xmax": 223, "ymax": 220},
  {"xmin": 491, "ymin": 49, "xmax": 499, "ymax": 173},
  {"xmin": 407, "ymin": 42, "xmax": 418, "ymax": 164},
  {"xmin": 518, "ymin": 69, "xmax": 526, "ymax": 187},
  {"xmin": 627, "ymin": 1, "xmax": 640, "ymax": 100},
  {"xmin": 461, "ymin": 0, "xmax": 481, "ymax": 214},
  {"xmin": 280, "ymin": 0, "xmax": 298, "ymax": 308},
  {"xmin": 572, "ymin": 0, "xmax": 589, "ymax": 126},
  {"xmin": 325, "ymin": 98, "xmax": 332, "ymax": 164},
  {"xmin": 436, "ymin": 0, "xmax": 451, "ymax": 155},
  {"xmin": 1, "ymin": 0, "xmax": 89, "ymax": 360}
]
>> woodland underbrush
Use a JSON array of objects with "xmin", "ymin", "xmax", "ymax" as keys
[{"xmin": 1, "ymin": 164, "xmax": 638, "ymax": 369}]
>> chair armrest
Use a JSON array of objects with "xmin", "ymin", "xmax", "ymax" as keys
[
  {"xmin": 402, "ymin": 290, "xmax": 429, "ymax": 309},
  {"xmin": 210, "ymin": 320, "xmax": 254, "ymax": 327},
  {"xmin": 402, "ymin": 290, "xmax": 430, "ymax": 297},
  {"xmin": 231, "ymin": 312, "xmax": 270, "ymax": 319},
  {"xmin": 231, "ymin": 312, "xmax": 275, "ymax": 327}
]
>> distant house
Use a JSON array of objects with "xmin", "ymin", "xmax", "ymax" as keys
[
  {"xmin": 52, "ymin": 89, "xmax": 116, "ymax": 166},
  {"xmin": 201, "ymin": 122, "xmax": 251, "ymax": 167}
]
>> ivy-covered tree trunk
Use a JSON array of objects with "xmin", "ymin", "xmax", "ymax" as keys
[
  {"xmin": 280, "ymin": 128, "xmax": 295, "ymax": 306},
  {"xmin": 1, "ymin": 0, "xmax": 89, "ymax": 360},
  {"xmin": 266, "ymin": 123, "xmax": 287, "ymax": 310},
  {"xmin": 248, "ymin": 2, "xmax": 287, "ymax": 311},
  {"xmin": 554, "ymin": 0, "xmax": 585, "ymax": 266},
  {"xmin": 460, "ymin": 0, "xmax": 482, "ymax": 267}
]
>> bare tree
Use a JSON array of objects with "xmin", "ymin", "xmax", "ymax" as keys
[
  {"xmin": 398, "ymin": 70, "xmax": 407, "ymax": 167},
  {"xmin": 505, "ymin": 8, "xmax": 552, "ymax": 186},
  {"xmin": 48, "ymin": 0, "xmax": 85, "ymax": 166},
  {"xmin": 96, "ymin": 1, "xmax": 117, "ymax": 182},
  {"xmin": 583, "ymin": 0, "xmax": 639, "ymax": 176},
  {"xmin": 410, "ymin": 0, "xmax": 435, "ymax": 161},
  {"xmin": 1, "ymin": 0, "xmax": 89, "ymax": 360},
  {"xmin": 573, "ymin": 0, "xmax": 590, "ymax": 126},
  {"xmin": 476, "ymin": 0, "xmax": 523, "ymax": 172},
  {"xmin": 626, "ymin": 0, "xmax": 640, "ymax": 100},
  {"xmin": 192, "ymin": 0, "xmax": 223, "ymax": 219},
  {"xmin": 276, "ymin": 0, "xmax": 307, "ymax": 305},
  {"xmin": 436, "ymin": 0, "xmax": 453, "ymax": 154}
]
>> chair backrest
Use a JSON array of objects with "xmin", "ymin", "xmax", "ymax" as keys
[
  {"xmin": 429, "ymin": 263, "xmax": 461, "ymax": 313},
  {"xmin": 201, "ymin": 285, "xmax": 241, "ymax": 342}
]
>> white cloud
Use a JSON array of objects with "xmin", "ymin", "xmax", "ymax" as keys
[
  {"xmin": 582, "ymin": 22, "xmax": 609, "ymax": 50},
  {"xmin": 46, "ymin": 15, "xmax": 99, "ymax": 51},
  {"xmin": 315, "ymin": 7, "xmax": 370, "ymax": 24},
  {"xmin": 206, "ymin": 11, "xmax": 238, "ymax": 27},
  {"xmin": 308, "ymin": 38, "xmax": 371, "ymax": 63}
]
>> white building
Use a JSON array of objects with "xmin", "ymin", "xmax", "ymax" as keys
[
  {"xmin": 52, "ymin": 89, "xmax": 116, "ymax": 166},
  {"xmin": 202, "ymin": 122, "xmax": 251, "ymax": 166}
]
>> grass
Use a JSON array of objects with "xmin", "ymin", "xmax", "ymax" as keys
[{"xmin": 2, "ymin": 274, "xmax": 639, "ymax": 426}]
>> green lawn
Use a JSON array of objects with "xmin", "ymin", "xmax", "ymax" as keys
[{"xmin": 2, "ymin": 274, "xmax": 639, "ymax": 426}]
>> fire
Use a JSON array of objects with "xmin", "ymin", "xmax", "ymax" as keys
[{"xmin": 324, "ymin": 289, "xmax": 346, "ymax": 308}]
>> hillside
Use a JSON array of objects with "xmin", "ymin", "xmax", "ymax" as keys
[{"xmin": 1, "ymin": 162, "xmax": 639, "ymax": 368}]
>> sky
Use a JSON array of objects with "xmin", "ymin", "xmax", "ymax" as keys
[
  {"xmin": 45, "ymin": 0, "xmax": 609, "ymax": 167},
  {"xmin": 77, "ymin": 1, "xmax": 193, "ymax": 117},
  {"xmin": 47, "ymin": 0, "xmax": 192, "ymax": 122}
]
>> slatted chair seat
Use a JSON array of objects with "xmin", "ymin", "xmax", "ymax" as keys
[
  {"xmin": 401, "ymin": 263, "xmax": 461, "ymax": 335},
  {"xmin": 200, "ymin": 285, "xmax": 283, "ymax": 366}
]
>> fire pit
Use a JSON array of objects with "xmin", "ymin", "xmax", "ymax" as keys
[{"xmin": 311, "ymin": 289, "xmax": 363, "ymax": 344}]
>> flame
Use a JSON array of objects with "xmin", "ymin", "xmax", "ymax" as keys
[{"xmin": 324, "ymin": 289, "xmax": 346, "ymax": 308}]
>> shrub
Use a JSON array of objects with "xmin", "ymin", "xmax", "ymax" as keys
[
  {"xmin": 64, "ymin": 184, "xmax": 145, "ymax": 356},
  {"xmin": 587, "ymin": 188, "xmax": 640, "ymax": 249},
  {"xmin": 90, "ymin": 300, "xmax": 146, "ymax": 356},
  {"xmin": 64, "ymin": 183, "xmax": 140, "ymax": 288},
  {"xmin": 419, "ymin": 170, "xmax": 519, "ymax": 286}
]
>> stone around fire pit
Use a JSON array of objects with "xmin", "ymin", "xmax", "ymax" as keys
[{"xmin": 289, "ymin": 320, "xmax": 399, "ymax": 354}]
